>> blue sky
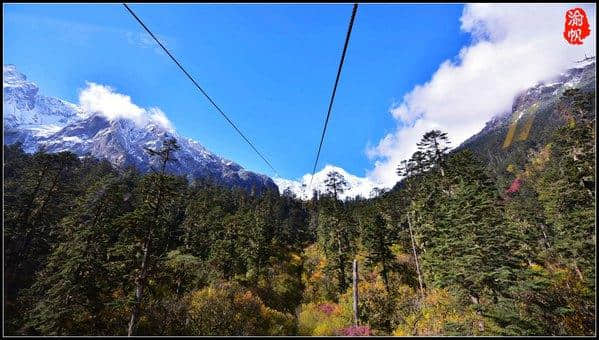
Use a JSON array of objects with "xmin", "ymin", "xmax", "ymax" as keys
[{"xmin": 3, "ymin": 3, "xmax": 472, "ymax": 180}]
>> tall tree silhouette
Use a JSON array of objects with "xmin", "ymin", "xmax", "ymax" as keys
[{"xmin": 127, "ymin": 137, "xmax": 183, "ymax": 336}]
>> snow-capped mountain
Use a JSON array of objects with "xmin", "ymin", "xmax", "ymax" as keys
[
  {"xmin": 3, "ymin": 65, "xmax": 277, "ymax": 193},
  {"xmin": 3, "ymin": 65, "xmax": 88, "ymax": 152},
  {"xmin": 274, "ymin": 165, "xmax": 383, "ymax": 200}
]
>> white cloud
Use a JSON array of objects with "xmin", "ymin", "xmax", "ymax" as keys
[
  {"xmin": 148, "ymin": 107, "xmax": 174, "ymax": 131},
  {"xmin": 78, "ymin": 82, "xmax": 174, "ymax": 131},
  {"xmin": 367, "ymin": 3, "xmax": 596, "ymax": 187}
]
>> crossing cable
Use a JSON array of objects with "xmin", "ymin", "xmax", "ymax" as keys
[
  {"xmin": 309, "ymin": 3, "xmax": 358, "ymax": 187},
  {"xmin": 123, "ymin": 3, "xmax": 280, "ymax": 177}
]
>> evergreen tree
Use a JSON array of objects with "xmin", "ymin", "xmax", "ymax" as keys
[
  {"xmin": 121, "ymin": 137, "xmax": 187, "ymax": 336},
  {"xmin": 22, "ymin": 172, "xmax": 138, "ymax": 335},
  {"xmin": 416, "ymin": 130, "xmax": 451, "ymax": 176},
  {"xmin": 316, "ymin": 196, "xmax": 356, "ymax": 297},
  {"xmin": 4, "ymin": 148, "xmax": 82, "ymax": 333},
  {"xmin": 323, "ymin": 170, "xmax": 349, "ymax": 199},
  {"xmin": 419, "ymin": 150, "xmax": 520, "ymax": 303},
  {"xmin": 2, "ymin": 86, "xmax": 594, "ymax": 336},
  {"xmin": 361, "ymin": 208, "xmax": 396, "ymax": 292},
  {"xmin": 533, "ymin": 89, "xmax": 595, "ymax": 283}
]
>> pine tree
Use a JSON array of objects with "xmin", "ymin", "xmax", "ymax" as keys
[
  {"xmin": 416, "ymin": 130, "xmax": 451, "ymax": 176},
  {"xmin": 361, "ymin": 208, "xmax": 396, "ymax": 292},
  {"xmin": 4, "ymin": 148, "xmax": 82, "ymax": 334},
  {"xmin": 532, "ymin": 89, "xmax": 595, "ymax": 284},
  {"xmin": 246, "ymin": 190, "xmax": 285, "ymax": 279},
  {"xmin": 316, "ymin": 196, "xmax": 355, "ymax": 297},
  {"xmin": 394, "ymin": 130, "xmax": 453, "ymax": 296},
  {"xmin": 420, "ymin": 150, "xmax": 520, "ymax": 302},
  {"xmin": 123, "ymin": 137, "xmax": 186, "ymax": 336},
  {"xmin": 22, "ymin": 172, "xmax": 138, "ymax": 335},
  {"xmin": 324, "ymin": 170, "xmax": 349, "ymax": 199},
  {"xmin": 183, "ymin": 181, "xmax": 233, "ymax": 259}
]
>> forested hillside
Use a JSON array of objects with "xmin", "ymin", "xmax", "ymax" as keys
[
  {"xmin": 457, "ymin": 62, "xmax": 595, "ymax": 191},
  {"xmin": 3, "ymin": 88, "xmax": 595, "ymax": 336}
]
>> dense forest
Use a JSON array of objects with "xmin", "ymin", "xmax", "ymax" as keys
[{"xmin": 3, "ymin": 88, "xmax": 595, "ymax": 336}]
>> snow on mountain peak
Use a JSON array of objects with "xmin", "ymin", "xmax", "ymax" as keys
[
  {"xmin": 3, "ymin": 65, "xmax": 85, "ymax": 140},
  {"xmin": 274, "ymin": 164, "xmax": 387, "ymax": 200},
  {"xmin": 3, "ymin": 64, "xmax": 277, "ymax": 193},
  {"xmin": 3, "ymin": 64, "xmax": 27, "ymax": 84}
]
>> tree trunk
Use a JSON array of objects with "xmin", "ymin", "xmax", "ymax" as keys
[
  {"xmin": 539, "ymin": 223, "xmax": 550, "ymax": 249},
  {"xmin": 574, "ymin": 263, "xmax": 584, "ymax": 280},
  {"xmin": 352, "ymin": 259, "xmax": 359, "ymax": 326},
  {"xmin": 477, "ymin": 317, "xmax": 485, "ymax": 333},
  {"xmin": 407, "ymin": 212, "xmax": 425, "ymax": 298},
  {"xmin": 128, "ymin": 173, "xmax": 165, "ymax": 336},
  {"xmin": 381, "ymin": 262, "xmax": 390, "ymax": 294},
  {"xmin": 337, "ymin": 234, "xmax": 347, "ymax": 293},
  {"xmin": 468, "ymin": 293, "xmax": 485, "ymax": 332},
  {"xmin": 128, "ymin": 233, "xmax": 151, "ymax": 336}
]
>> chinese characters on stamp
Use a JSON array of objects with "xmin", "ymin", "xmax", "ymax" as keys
[{"xmin": 563, "ymin": 8, "xmax": 590, "ymax": 45}]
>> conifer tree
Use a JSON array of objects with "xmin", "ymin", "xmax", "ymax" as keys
[
  {"xmin": 123, "ymin": 137, "xmax": 186, "ymax": 336},
  {"xmin": 361, "ymin": 208, "xmax": 396, "ymax": 292},
  {"xmin": 317, "ymin": 196, "xmax": 355, "ymax": 297},
  {"xmin": 416, "ymin": 130, "xmax": 451, "ymax": 176},
  {"xmin": 421, "ymin": 150, "xmax": 520, "ymax": 302},
  {"xmin": 532, "ymin": 89, "xmax": 595, "ymax": 284},
  {"xmin": 324, "ymin": 170, "xmax": 349, "ymax": 199},
  {"xmin": 4, "ymin": 148, "xmax": 81, "ymax": 333},
  {"xmin": 22, "ymin": 173, "xmax": 138, "ymax": 335}
]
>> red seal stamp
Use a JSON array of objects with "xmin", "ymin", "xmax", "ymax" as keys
[{"xmin": 563, "ymin": 8, "xmax": 590, "ymax": 45}]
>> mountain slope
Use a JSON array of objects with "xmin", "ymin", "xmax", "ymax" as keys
[
  {"xmin": 3, "ymin": 65, "xmax": 277, "ymax": 193},
  {"xmin": 3, "ymin": 65, "xmax": 87, "ymax": 152},
  {"xmin": 457, "ymin": 61, "xmax": 595, "ymax": 187}
]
